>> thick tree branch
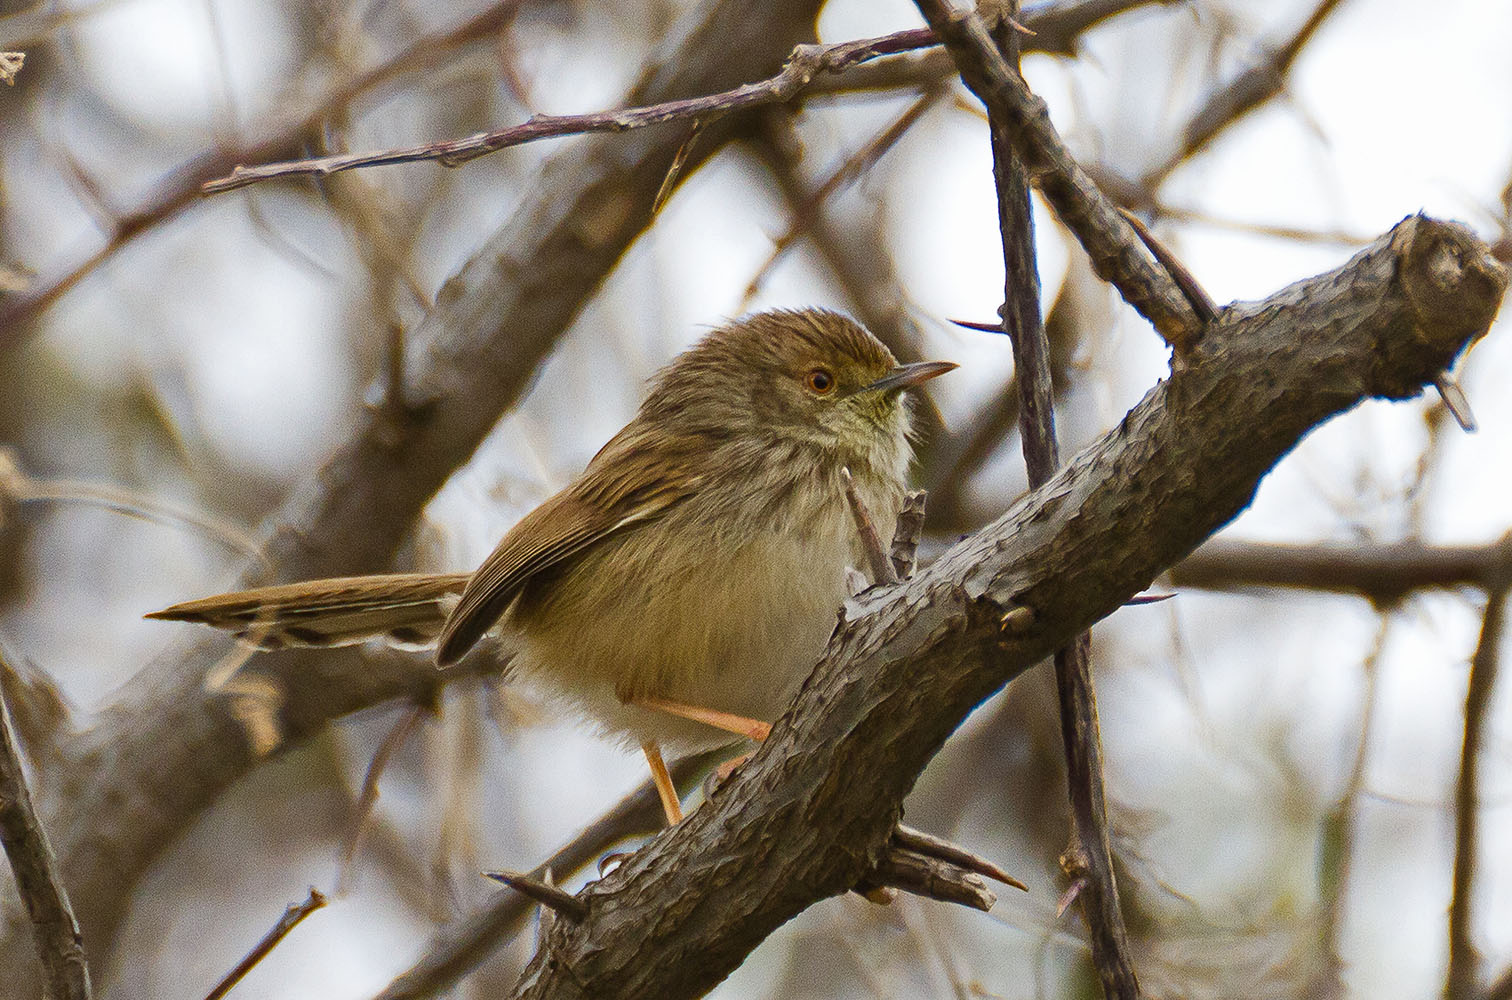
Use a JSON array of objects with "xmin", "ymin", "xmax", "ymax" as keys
[
  {"xmin": 0, "ymin": 0, "xmax": 829, "ymax": 989},
  {"xmin": 509, "ymin": 216, "xmax": 1505, "ymax": 1000}
]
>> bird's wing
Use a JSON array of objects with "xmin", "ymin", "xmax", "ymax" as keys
[
  {"xmin": 435, "ymin": 429, "xmax": 701, "ymax": 665},
  {"xmin": 146, "ymin": 573, "xmax": 472, "ymax": 650}
]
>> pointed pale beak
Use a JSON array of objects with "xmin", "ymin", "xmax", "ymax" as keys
[{"xmin": 853, "ymin": 360, "xmax": 958, "ymax": 396}]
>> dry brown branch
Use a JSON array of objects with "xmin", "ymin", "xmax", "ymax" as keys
[
  {"xmin": 0, "ymin": 0, "xmax": 832, "ymax": 990},
  {"xmin": 202, "ymin": 888, "xmax": 326, "ymax": 1000},
  {"xmin": 507, "ymin": 217, "xmax": 1504, "ymax": 1000},
  {"xmin": 1447, "ymin": 589, "xmax": 1509, "ymax": 1000},
  {"xmin": 916, "ymin": 0, "xmax": 1203, "ymax": 355},
  {"xmin": 1170, "ymin": 536, "xmax": 1512, "ymax": 605},
  {"xmin": 0, "ymin": 646, "xmax": 90, "ymax": 1000}
]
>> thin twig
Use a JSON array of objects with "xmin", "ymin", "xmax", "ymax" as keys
[
  {"xmin": 338, "ymin": 703, "xmax": 429, "ymax": 894},
  {"xmin": 201, "ymin": 31, "xmax": 942, "ymax": 193},
  {"xmin": 0, "ymin": 1, "xmax": 530, "ymax": 345},
  {"xmin": 202, "ymin": 888, "xmax": 326, "ymax": 1000},
  {"xmin": 965, "ymin": 4, "xmax": 1139, "ymax": 996},
  {"xmin": 841, "ymin": 467, "xmax": 900, "ymax": 586},
  {"xmin": 1141, "ymin": 0, "xmax": 1348, "ymax": 189},
  {"xmin": 742, "ymin": 86, "xmax": 945, "ymax": 304},
  {"xmin": 893, "ymin": 823, "xmax": 1028, "ymax": 891},
  {"xmin": 1447, "ymin": 589, "xmax": 1508, "ymax": 1000},
  {"xmin": 0, "ymin": 649, "xmax": 90, "ymax": 1000}
]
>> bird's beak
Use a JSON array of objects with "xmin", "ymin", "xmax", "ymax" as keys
[{"xmin": 853, "ymin": 360, "xmax": 958, "ymax": 396}]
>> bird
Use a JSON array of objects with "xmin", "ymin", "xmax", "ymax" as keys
[{"xmin": 149, "ymin": 308, "xmax": 956, "ymax": 823}]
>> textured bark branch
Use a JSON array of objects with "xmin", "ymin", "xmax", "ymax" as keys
[
  {"xmin": 0, "ymin": 0, "xmax": 828, "ymax": 990},
  {"xmin": 509, "ymin": 215, "xmax": 1505, "ymax": 1000},
  {"xmin": 0, "ymin": 646, "xmax": 90, "ymax": 1000}
]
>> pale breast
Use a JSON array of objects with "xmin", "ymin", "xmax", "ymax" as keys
[{"xmin": 505, "ymin": 471, "xmax": 891, "ymax": 750}]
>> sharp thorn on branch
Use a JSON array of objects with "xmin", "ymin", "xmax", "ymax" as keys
[
  {"xmin": 1433, "ymin": 374, "xmax": 1478, "ymax": 433},
  {"xmin": 485, "ymin": 871, "xmax": 588, "ymax": 922}
]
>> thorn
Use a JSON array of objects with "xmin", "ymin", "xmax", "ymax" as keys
[
  {"xmin": 950, "ymin": 317, "xmax": 1002, "ymax": 333},
  {"xmin": 485, "ymin": 870, "xmax": 588, "ymax": 922},
  {"xmin": 999, "ymin": 604, "xmax": 1035, "ymax": 634},
  {"xmin": 1118, "ymin": 207, "xmax": 1219, "ymax": 327},
  {"xmin": 1056, "ymin": 877, "xmax": 1086, "ymax": 918},
  {"xmin": 894, "ymin": 825, "xmax": 1029, "ymax": 892},
  {"xmin": 1434, "ymin": 374, "xmax": 1477, "ymax": 432},
  {"xmin": 861, "ymin": 885, "xmax": 897, "ymax": 905},
  {"xmin": 653, "ymin": 118, "xmax": 706, "ymax": 214},
  {"xmin": 1124, "ymin": 592, "xmax": 1176, "ymax": 606}
]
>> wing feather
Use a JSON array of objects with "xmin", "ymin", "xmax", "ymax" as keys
[{"xmin": 435, "ymin": 428, "xmax": 701, "ymax": 664}]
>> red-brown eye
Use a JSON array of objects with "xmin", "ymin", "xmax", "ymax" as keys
[{"xmin": 806, "ymin": 368, "xmax": 835, "ymax": 394}]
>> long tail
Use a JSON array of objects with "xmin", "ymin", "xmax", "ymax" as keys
[{"xmin": 147, "ymin": 573, "xmax": 471, "ymax": 651}]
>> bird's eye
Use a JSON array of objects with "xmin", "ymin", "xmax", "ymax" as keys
[{"xmin": 805, "ymin": 368, "xmax": 836, "ymax": 394}]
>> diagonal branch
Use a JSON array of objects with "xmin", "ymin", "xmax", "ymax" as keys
[
  {"xmin": 509, "ymin": 216, "xmax": 1504, "ymax": 1000},
  {"xmin": 916, "ymin": 0, "xmax": 1204, "ymax": 353}
]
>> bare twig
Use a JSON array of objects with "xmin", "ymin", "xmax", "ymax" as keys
[
  {"xmin": 915, "ymin": 0, "xmax": 1203, "ymax": 355},
  {"xmin": 1447, "ymin": 589, "xmax": 1508, "ymax": 1000},
  {"xmin": 338, "ymin": 703, "xmax": 429, "ymax": 894},
  {"xmin": 972, "ymin": 4, "xmax": 1137, "ymax": 996},
  {"xmin": 742, "ymin": 86, "xmax": 945, "ymax": 304},
  {"xmin": 201, "ymin": 31, "xmax": 942, "ymax": 193},
  {"xmin": 202, "ymin": 888, "xmax": 326, "ymax": 1000},
  {"xmin": 0, "ymin": 648, "xmax": 90, "ymax": 1000},
  {"xmin": 1118, "ymin": 208, "xmax": 1218, "ymax": 322},
  {"xmin": 893, "ymin": 823, "xmax": 1027, "ymax": 892},
  {"xmin": 841, "ymin": 467, "xmax": 900, "ymax": 586}
]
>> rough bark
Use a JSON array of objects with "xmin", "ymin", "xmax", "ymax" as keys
[{"xmin": 510, "ymin": 216, "xmax": 1506, "ymax": 1000}]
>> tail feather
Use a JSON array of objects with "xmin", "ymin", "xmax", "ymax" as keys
[{"xmin": 147, "ymin": 573, "xmax": 471, "ymax": 651}]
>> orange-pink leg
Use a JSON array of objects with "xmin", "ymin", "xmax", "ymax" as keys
[
  {"xmin": 632, "ymin": 696, "xmax": 772, "ymax": 742},
  {"xmin": 641, "ymin": 740, "xmax": 683, "ymax": 826}
]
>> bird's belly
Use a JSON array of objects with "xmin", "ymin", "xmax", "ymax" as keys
[{"xmin": 509, "ymin": 530, "xmax": 850, "ymax": 749}]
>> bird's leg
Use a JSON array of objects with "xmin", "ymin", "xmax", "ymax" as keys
[
  {"xmin": 632, "ymin": 696, "xmax": 772, "ymax": 742},
  {"xmin": 640, "ymin": 740, "xmax": 683, "ymax": 826}
]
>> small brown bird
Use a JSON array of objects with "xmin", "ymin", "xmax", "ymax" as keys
[{"xmin": 150, "ymin": 309, "xmax": 955, "ymax": 823}]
